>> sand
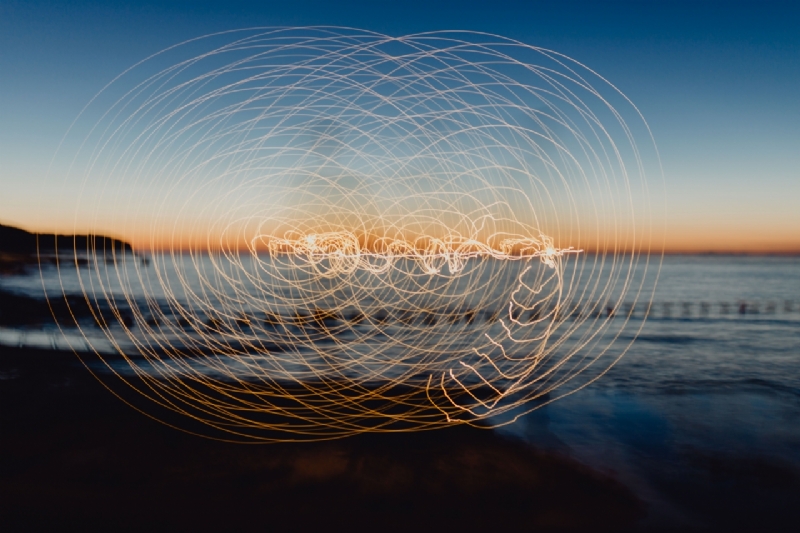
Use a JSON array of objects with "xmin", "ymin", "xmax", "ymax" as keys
[{"xmin": 0, "ymin": 345, "xmax": 644, "ymax": 532}]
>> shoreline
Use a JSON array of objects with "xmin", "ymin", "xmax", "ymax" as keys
[{"xmin": 0, "ymin": 344, "xmax": 645, "ymax": 532}]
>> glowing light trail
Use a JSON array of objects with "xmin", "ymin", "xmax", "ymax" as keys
[
  {"xmin": 262, "ymin": 231, "xmax": 579, "ymax": 275},
  {"xmin": 43, "ymin": 28, "xmax": 662, "ymax": 442}
]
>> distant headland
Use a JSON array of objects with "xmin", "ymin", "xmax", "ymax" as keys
[{"xmin": 0, "ymin": 222, "xmax": 136, "ymax": 273}]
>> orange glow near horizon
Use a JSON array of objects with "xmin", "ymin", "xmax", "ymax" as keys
[
  {"xmin": 6, "ymin": 215, "xmax": 797, "ymax": 256},
  {"xmin": 125, "ymin": 224, "xmax": 797, "ymax": 255}
]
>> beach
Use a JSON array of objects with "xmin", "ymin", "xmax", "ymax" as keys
[{"xmin": 0, "ymin": 345, "xmax": 646, "ymax": 532}]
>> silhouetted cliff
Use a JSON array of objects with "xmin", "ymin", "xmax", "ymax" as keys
[{"xmin": 0, "ymin": 222, "xmax": 133, "ymax": 257}]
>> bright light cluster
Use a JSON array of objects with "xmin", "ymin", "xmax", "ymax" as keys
[{"xmin": 263, "ymin": 231, "xmax": 578, "ymax": 275}]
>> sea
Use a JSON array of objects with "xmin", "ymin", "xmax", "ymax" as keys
[{"xmin": 2, "ymin": 253, "xmax": 799, "ymax": 528}]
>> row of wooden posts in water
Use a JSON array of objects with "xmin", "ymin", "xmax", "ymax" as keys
[{"xmin": 126, "ymin": 299, "xmax": 798, "ymax": 331}]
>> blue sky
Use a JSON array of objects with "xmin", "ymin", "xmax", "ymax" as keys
[{"xmin": 1, "ymin": 0, "xmax": 798, "ymax": 252}]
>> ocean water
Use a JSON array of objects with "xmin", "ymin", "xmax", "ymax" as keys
[
  {"xmin": 2, "ymin": 254, "xmax": 799, "ymax": 526},
  {"xmin": 495, "ymin": 256, "xmax": 800, "ymax": 528}
]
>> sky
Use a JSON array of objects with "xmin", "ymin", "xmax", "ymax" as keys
[{"xmin": 1, "ymin": 0, "xmax": 798, "ymax": 253}]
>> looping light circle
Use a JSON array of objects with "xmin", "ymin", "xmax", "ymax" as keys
[{"xmin": 46, "ymin": 28, "xmax": 662, "ymax": 442}]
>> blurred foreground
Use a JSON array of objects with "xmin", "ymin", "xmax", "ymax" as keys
[{"xmin": 0, "ymin": 346, "xmax": 642, "ymax": 532}]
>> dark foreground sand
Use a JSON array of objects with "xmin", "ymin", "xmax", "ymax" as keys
[{"xmin": 0, "ymin": 345, "xmax": 646, "ymax": 532}]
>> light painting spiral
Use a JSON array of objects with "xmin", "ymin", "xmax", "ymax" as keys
[{"xmin": 45, "ymin": 28, "xmax": 662, "ymax": 442}]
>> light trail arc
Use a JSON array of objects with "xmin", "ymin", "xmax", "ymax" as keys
[{"xmin": 43, "ymin": 27, "xmax": 663, "ymax": 442}]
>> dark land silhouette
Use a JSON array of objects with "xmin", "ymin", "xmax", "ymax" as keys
[
  {"xmin": 0, "ymin": 222, "xmax": 134, "ymax": 275},
  {"xmin": 0, "ymin": 222, "xmax": 133, "ymax": 256}
]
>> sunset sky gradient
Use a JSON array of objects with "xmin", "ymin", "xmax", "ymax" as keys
[{"xmin": 1, "ymin": 0, "xmax": 798, "ymax": 253}]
